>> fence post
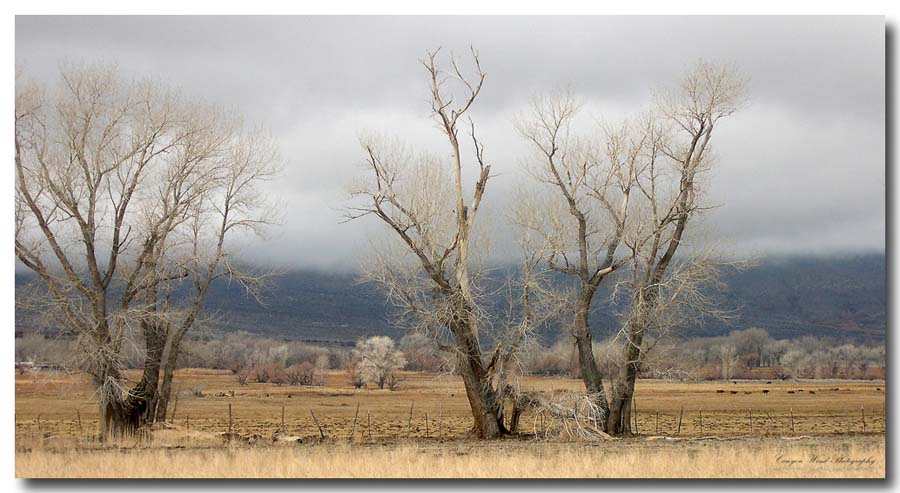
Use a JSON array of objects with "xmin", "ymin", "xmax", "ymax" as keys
[
  {"xmin": 677, "ymin": 405, "xmax": 684, "ymax": 435},
  {"xmin": 367, "ymin": 410, "xmax": 371, "ymax": 441},
  {"xmin": 407, "ymin": 401, "xmax": 415, "ymax": 438},
  {"xmin": 227, "ymin": 403, "xmax": 232, "ymax": 440},
  {"xmin": 439, "ymin": 404, "xmax": 443, "ymax": 442},
  {"xmin": 349, "ymin": 403, "xmax": 360, "ymax": 441},
  {"xmin": 861, "ymin": 406, "xmax": 867, "ymax": 433},
  {"xmin": 187, "ymin": 414, "xmax": 190, "ymax": 431},
  {"xmin": 749, "ymin": 408, "xmax": 753, "ymax": 434},
  {"xmin": 425, "ymin": 412, "xmax": 429, "ymax": 438},
  {"xmin": 76, "ymin": 410, "xmax": 83, "ymax": 436},
  {"xmin": 655, "ymin": 410, "xmax": 659, "ymax": 435},
  {"xmin": 790, "ymin": 408, "xmax": 795, "ymax": 435},
  {"xmin": 633, "ymin": 399, "xmax": 639, "ymax": 435},
  {"xmin": 310, "ymin": 410, "xmax": 325, "ymax": 439}
]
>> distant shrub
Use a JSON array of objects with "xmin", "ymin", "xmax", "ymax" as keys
[{"xmin": 285, "ymin": 362, "xmax": 319, "ymax": 386}]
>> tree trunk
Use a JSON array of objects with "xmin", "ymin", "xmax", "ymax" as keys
[
  {"xmin": 93, "ymin": 366, "xmax": 142, "ymax": 440},
  {"xmin": 127, "ymin": 319, "xmax": 166, "ymax": 424},
  {"xmin": 92, "ymin": 327, "xmax": 165, "ymax": 440},
  {"xmin": 606, "ymin": 317, "xmax": 645, "ymax": 435},
  {"xmin": 571, "ymin": 292, "xmax": 611, "ymax": 431},
  {"xmin": 155, "ymin": 326, "xmax": 187, "ymax": 422},
  {"xmin": 449, "ymin": 312, "xmax": 506, "ymax": 439}
]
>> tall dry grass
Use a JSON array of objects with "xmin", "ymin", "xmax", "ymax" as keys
[{"xmin": 16, "ymin": 436, "xmax": 884, "ymax": 479}]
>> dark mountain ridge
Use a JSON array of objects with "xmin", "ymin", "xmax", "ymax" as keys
[{"xmin": 15, "ymin": 253, "xmax": 886, "ymax": 344}]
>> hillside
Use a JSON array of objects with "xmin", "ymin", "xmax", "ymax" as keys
[{"xmin": 15, "ymin": 253, "xmax": 885, "ymax": 344}]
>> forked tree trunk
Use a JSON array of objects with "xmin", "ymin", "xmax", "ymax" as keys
[
  {"xmin": 449, "ymin": 311, "xmax": 506, "ymax": 439},
  {"xmin": 95, "ymin": 320, "xmax": 167, "ymax": 439},
  {"xmin": 81, "ymin": 315, "xmax": 163, "ymax": 434}
]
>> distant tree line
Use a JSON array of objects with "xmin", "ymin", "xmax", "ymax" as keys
[{"xmin": 17, "ymin": 326, "xmax": 883, "ymax": 386}]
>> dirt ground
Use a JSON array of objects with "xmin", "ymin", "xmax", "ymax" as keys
[{"xmin": 15, "ymin": 369, "xmax": 885, "ymax": 444}]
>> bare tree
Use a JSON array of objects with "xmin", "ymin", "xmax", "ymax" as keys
[
  {"xmin": 351, "ymin": 336, "xmax": 407, "ymax": 389},
  {"xmin": 780, "ymin": 349, "xmax": 811, "ymax": 379},
  {"xmin": 719, "ymin": 344, "xmax": 738, "ymax": 381},
  {"xmin": 515, "ymin": 91, "xmax": 645, "ymax": 424},
  {"xmin": 517, "ymin": 61, "xmax": 745, "ymax": 435},
  {"xmin": 601, "ymin": 61, "xmax": 746, "ymax": 434},
  {"xmin": 154, "ymin": 124, "xmax": 279, "ymax": 422},
  {"xmin": 347, "ymin": 48, "xmax": 518, "ymax": 438},
  {"xmin": 730, "ymin": 327, "xmax": 771, "ymax": 368},
  {"xmin": 14, "ymin": 64, "xmax": 278, "ymax": 438}
]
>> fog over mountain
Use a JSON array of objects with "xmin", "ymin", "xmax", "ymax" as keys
[{"xmin": 15, "ymin": 16, "xmax": 885, "ymax": 271}]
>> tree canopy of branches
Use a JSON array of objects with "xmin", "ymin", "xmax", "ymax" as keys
[
  {"xmin": 347, "ymin": 48, "xmax": 529, "ymax": 438},
  {"xmin": 351, "ymin": 336, "xmax": 407, "ymax": 389},
  {"xmin": 14, "ymin": 64, "xmax": 278, "ymax": 438},
  {"xmin": 517, "ymin": 61, "xmax": 746, "ymax": 435}
]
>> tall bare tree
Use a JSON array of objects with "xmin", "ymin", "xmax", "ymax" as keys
[
  {"xmin": 515, "ymin": 92, "xmax": 648, "ymax": 427},
  {"xmin": 518, "ymin": 61, "xmax": 745, "ymax": 435},
  {"xmin": 348, "ymin": 48, "xmax": 517, "ymax": 438},
  {"xmin": 15, "ymin": 64, "xmax": 278, "ymax": 437},
  {"xmin": 602, "ymin": 61, "xmax": 746, "ymax": 434}
]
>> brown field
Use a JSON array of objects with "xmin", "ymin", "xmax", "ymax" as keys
[{"xmin": 14, "ymin": 369, "xmax": 886, "ymax": 478}]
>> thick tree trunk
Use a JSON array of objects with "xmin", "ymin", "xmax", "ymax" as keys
[
  {"xmin": 606, "ymin": 313, "xmax": 647, "ymax": 435},
  {"xmin": 92, "ymin": 322, "xmax": 164, "ymax": 441},
  {"xmin": 132, "ymin": 319, "xmax": 166, "ymax": 423},
  {"xmin": 449, "ymin": 313, "xmax": 506, "ymax": 439},
  {"xmin": 95, "ymin": 320, "xmax": 166, "ymax": 440},
  {"xmin": 94, "ymin": 369, "xmax": 142, "ymax": 440},
  {"xmin": 571, "ymin": 292, "xmax": 611, "ymax": 431}
]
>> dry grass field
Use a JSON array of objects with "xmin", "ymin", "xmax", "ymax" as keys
[
  {"xmin": 14, "ymin": 369, "xmax": 886, "ymax": 478},
  {"xmin": 16, "ymin": 436, "xmax": 885, "ymax": 478}
]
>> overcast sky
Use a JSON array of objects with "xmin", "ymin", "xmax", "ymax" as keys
[{"xmin": 15, "ymin": 16, "xmax": 885, "ymax": 270}]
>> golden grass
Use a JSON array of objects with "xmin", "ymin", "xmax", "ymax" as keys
[{"xmin": 15, "ymin": 436, "xmax": 885, "ymax": 478}]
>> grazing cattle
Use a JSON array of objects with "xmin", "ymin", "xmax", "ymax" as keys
[
  {"xmin": 716, "ymin": 390, "xmax": 725, "ymax": 393},
  {"xmin": 766, "ymin": 381, "xmax": 772, "ymax": 384},
  {"xmin": 730, "ymin": 391, "xmax": 738, "ymax": 394},
  {"xmin": 809, "ymin": 390, "xmax": 816, "ymax": 394},
  {"xmin": 744, "ymin": 391, "xmax": 752, "ymax": 394},
  {"xmin": 762, "ymin": 390, "xmax": 770, "ymax": 395},
  {"xmin": 787, "ymin": 391, "xmax": 795, "ymax": 394}
]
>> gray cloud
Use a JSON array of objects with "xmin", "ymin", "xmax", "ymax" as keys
[{"xmin": 15, "ymin": 15, "xmax": 885, "ymax": 270}]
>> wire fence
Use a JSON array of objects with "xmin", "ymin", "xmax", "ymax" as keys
[{"xmin": 15, "ymin": 401, "xmax": 887, "ymax": 447}]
